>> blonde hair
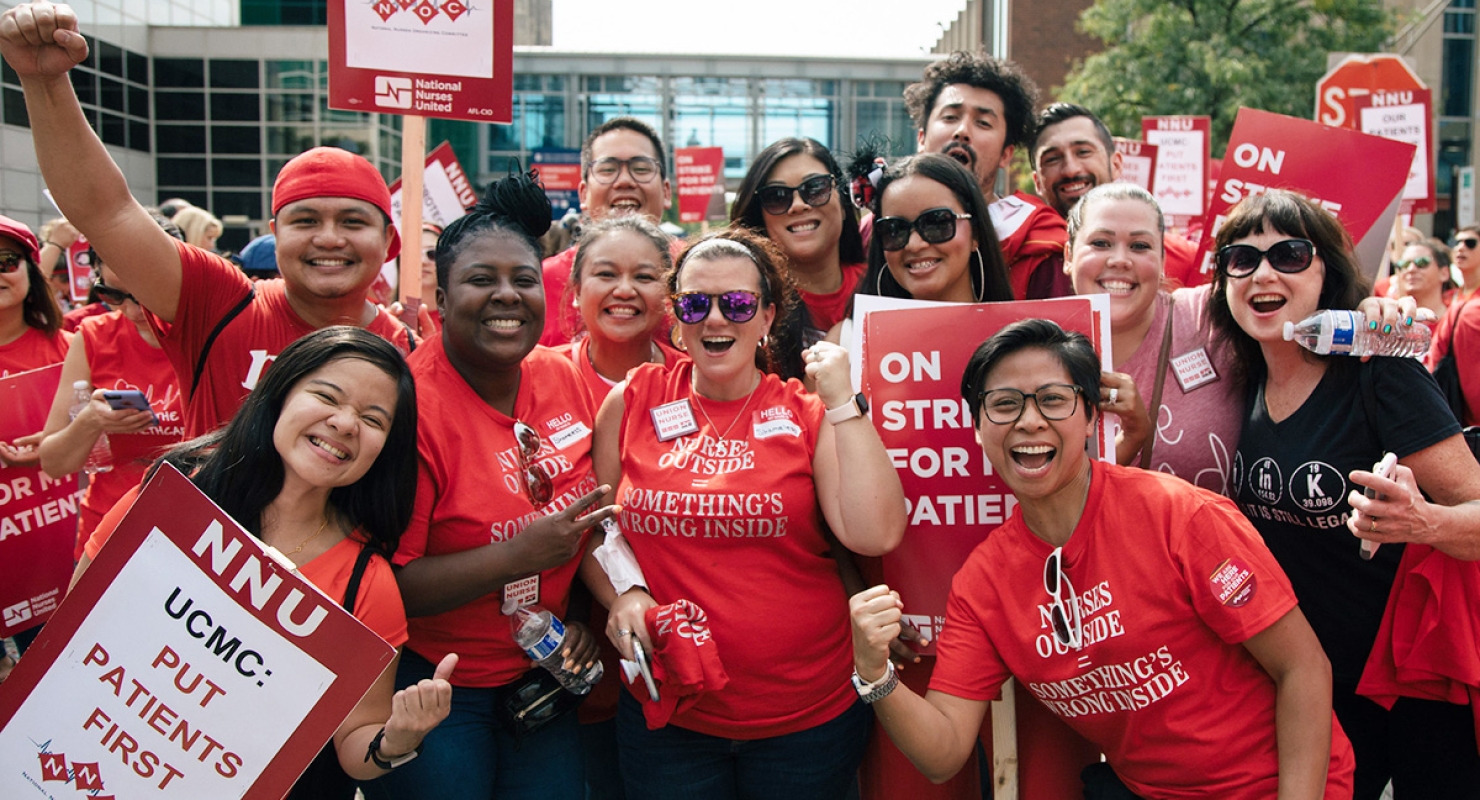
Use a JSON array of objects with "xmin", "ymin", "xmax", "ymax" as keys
[{"xmin": 173, "ymin": 206, "xmax": 223, "ymax": 248}]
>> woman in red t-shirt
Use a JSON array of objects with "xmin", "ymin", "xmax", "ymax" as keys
[
  {"xmin": 74, "ymin": 326, "xmax": 454, "ymax": 799},
  {"xmin": 0, "ymin": 213, "xmax": 70, "ymax": 463},
  {"xmin": 583, "ymin": 227, "xmax": 905, "ymax": 799}
]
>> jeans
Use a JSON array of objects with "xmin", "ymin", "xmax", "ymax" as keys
[
  {"xmin": 360, "ymin": 649, "xmax": 584, "ymax": 800},
  {"xmin": 616, "ymin": 691, "xmax": 871, "ymax": 800},
  {"xmin": 1333, "ymin": 686, "xmax": 1480, "ymax": 800}
]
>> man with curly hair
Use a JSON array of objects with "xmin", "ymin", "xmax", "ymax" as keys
[{"xmin": 907, "ymin": 49, "xmax": 1070, "ymax": 299}]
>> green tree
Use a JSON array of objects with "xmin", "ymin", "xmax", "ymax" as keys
[{"xmin": 1058, "ymin": 0, "xmax": 1395, "ymax": 155}]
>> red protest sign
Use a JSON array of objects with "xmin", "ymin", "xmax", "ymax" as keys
[
  {"xmin": 0, "ymin": 363, "xmax": 80, "ymax": 638},
  {"xmin": 377, "ymin": 140, "xmax": 479, "ymax": 300},
  {"xmin": 327, "ymin": 0, "xmax": 513, "ymax": 123},
  {"xmin": 675, "ymin": 147, "xmax": 725, "ymax": 223},
  {"xmin": 0, "ymin": 465, "xmax": 395, "ymax": 799},
  {"xmin": 1141, "ymin": 116, "xmax": 1211, "ymax": 224},
  {"xmin": 1354, "ymin": 88, "xmax": 1435, "ymax": 215},
  {"xmin": 1113, "ymin": 137, "xmax": 1158, "ymax": 194},
  {"xmin": 1192, "ymin": 107, "xmax": 1415, "ymax": 282},
  {"xmin": 852, "ymin": 296, "xmax": 1111, "ymax": 651},
  {"xmin": 1316, "ymin": 53, "xmax": 1425, "ymax": 130}
]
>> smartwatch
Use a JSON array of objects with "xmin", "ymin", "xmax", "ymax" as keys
[
  {"xmin": 824, "ymin": 392, "xmax": 869, "ymax": 425},
  {"xmin": 850, "ymin": 661, "xmax": 898, "ymax": 704},
  {"xmin": 366, "ymin": 728, "xmax": 422, "ymax": 770}
]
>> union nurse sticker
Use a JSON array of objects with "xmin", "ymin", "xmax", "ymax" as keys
[{"xmin": 1209, "ymin": 557, "xmax": 1257, "ymax": 607}]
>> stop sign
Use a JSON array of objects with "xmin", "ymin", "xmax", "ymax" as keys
[{"xmin": 1316, "ymin": 53, "xmax": 1426, "ymax": 128}]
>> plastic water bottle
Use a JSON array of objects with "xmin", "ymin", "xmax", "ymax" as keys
[
  {"xmin": 70, "ymin": 380, "xmax": 113, "ymax": 474},
  {"xmin": 506, "ymin": 602, "xmax": 603, "ymax": 694},
  {"xmin": 1283, "ymin": 310, "xmax": 1431, "ymax": 357}
]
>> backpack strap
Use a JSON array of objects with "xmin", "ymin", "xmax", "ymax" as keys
[
  {"xmin": 190, "ymin": 287, "xmax": 256, "ymax": 401},
  {"xmin": 342, "ymin": 544, "xmax": 377, "ymax": 614}
]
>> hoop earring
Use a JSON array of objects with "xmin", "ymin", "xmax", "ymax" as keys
[
  {"xmin": 974, "ymin": 248, "xmax": 986, "ymax": 303},
  {"xmin": 876, "ymin": 266, "xmax": 886, "ymax": 297}
]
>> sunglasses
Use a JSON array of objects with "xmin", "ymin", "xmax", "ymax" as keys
[
  {"xmin": 1044, "ymin": 547, "xmax": 1082, "ymax": 649},
  {"xmin": 1393, "ymin": 256, "xmax": 1432, "ymax": 271},
  {"xmin": 756, "ymin": 175, "xmax": 836, "ymax": 216},
  {"xmin": 589, "ymin": 156, "xmax": 660, "ymax": 185},
  {"xmin": 423, "ymin": 248, "xmax": 437, "ymax": 262},
  {"xmin": 513, "ymin": 421, "xmax": 553, "ymax": 507},
  {"xmin": 0, "ymin": 251, "xmax": 24, "ymax": 274},
  {"xmin": 1456, "ymin": 236, "xmax": 1479, "ymax": 250},
  {"xmin": 874, "ymin": 208, "xmax": 972, "ymax": 252},
  {"xmin": 1214, "ymin": 238, "xmax": 1317, "ymax": 278},
  {"xmin": 670, "ymin": 290, "xmax": 760, "ymax": 325},
  {"xmin": 980, "ymin": 384, "xmax": 1082, "ymax": 425},
  {"xmin": 94, "ymin": 281, "xmax": 136, "ymax": 306}
]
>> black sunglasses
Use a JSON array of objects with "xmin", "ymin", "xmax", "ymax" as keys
[
  {"xmin": 874, "ymin": 208, "xmax": 972, "ymax": 252},
  {"xmin": 1456, "ymin": 236, "xmax": 1479, "ymax": 250},
  {"xmin": 756, "ymin": 175, "xmax": 835, "ymax": 216},
  {"xmin": 94, "ymin": 280, "xmax": 136, "ymax": 306},
  {"xmin": 1214, "ymin": 238, "xmax": 1317, "ymax": 278},
  {"xmin": 0, "ymin": 251, "xmax": 25, "ymax": 274},
  {"xmin": 670, "ymin": 290, "xmax": 760, "ymax": 325},
  {"xmin": 1393, "ymin": 256, "xmax": 1432, "ymax": 271}
]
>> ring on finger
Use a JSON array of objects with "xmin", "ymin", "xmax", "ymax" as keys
[
  {"xmin": 1108, "ymin": 388, "xmax": 1119, "ymax": 405},
  {"xmin": 1370, "ymin": 518, "xmax": 1379, "ymax": 534},
  {"xmin": 617, "ymin": 629, "xmax": 632, "ymax": 637}
]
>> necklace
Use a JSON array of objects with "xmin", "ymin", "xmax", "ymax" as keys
[
  {"xmin": 691, "ymin": 373, "xmax": 760, "ymax": 441},
  {"xmin": 586, "ymin": 337, "xmax": 661, "ymax": 382},
  {"xmin": 285, "ymin": 517, "xmax": 332, "ymax": 556}
]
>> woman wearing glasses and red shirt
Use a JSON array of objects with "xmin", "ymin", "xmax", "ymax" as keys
[
  {"xmin": 1426, "ymin": 224, "xmax": 1480, "ymax": 426},
  {"xmin": 582, "ymin": 227, "xmax": 905, "ymax": 799},
  {"xmin": 1208, "ymin": 192, "xmax": 1480, "ymax": 798},
  {"xmin": 852, "ymin": 318, "xmax": 1354, "ymax": 799},
  {"xmin": 367, "ymin": 170, "xmax": 618, "ymax": 800}
]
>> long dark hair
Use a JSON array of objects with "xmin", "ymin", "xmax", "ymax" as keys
[
  {"xmin": 859, "ymin": 153, "xmax": 1012, "ymax": 303},
  {"xmin": 148, "ymin": 327, "xmax": 418, "ymax": 558},
  {"xmin": 731, "ymin": 137, "xmax": 866, "ymax": 265}
]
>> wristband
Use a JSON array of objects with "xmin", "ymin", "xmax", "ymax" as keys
[
  {"xmin": 824, "ymin": 392, "xmax": 869, "ymax": 425},
  {"xmin": 365, "ymin": 727, "xmax": 421, "ymax": 769}
]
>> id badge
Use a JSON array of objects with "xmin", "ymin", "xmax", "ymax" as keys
[
  {"xmin": 1170, "ymin": 347, "xmax": 1219, "ymax": 392},
  {"xmin": 503, "ymin": 574, "xmax": 540, "ymax": 610},
  {"xmin": 650, "ymin": 399, "xmax": 700, "ymax": 442}
]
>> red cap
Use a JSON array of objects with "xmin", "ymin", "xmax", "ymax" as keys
[
  {"xmin": 271, "ymin": 147, "xmax": 401, "ymax": 260},
  {"xmin": 0, "ymin": 214, "xmax": 41, "ymax": 266}
]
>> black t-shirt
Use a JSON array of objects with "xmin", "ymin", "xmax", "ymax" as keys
[{"xmin": 1231, "ymin": 356, "xmax": 1460, "ymax": 684}]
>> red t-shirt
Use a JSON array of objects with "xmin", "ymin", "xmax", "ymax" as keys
[
  {"xmin": 1160, "ymin": 231, "xmax": 1208, "ymax": 290},
  {"xmin": 614, "ymin": 361, "xmax": 856, "ymax": 738},
  {"xmin": 539, "ymin": 246, "xmax": 580, "ymax": 347},
  {"xmin": 397, "ymin": 337, "xmax": 599, "ymax": 687},
  {"xmin": 146, "ymin": 241, "xmax": 415, "ymax": 438},
  {"xmin": 798, "ymin": 262, "xmax": 865, "ymax": 333},
  {"xmin": 931, "ymin": 461, "xmax": 1354, "ymax": 799},
  {"xmin": 1425, "ymin": 293, "xmax": 1480, "ymax": 426},
  {"xmin": 553, "ymin": 336, "xmax": 686, "ymax": 413},
  {"xmin": 75, "ymin": 312, "xmax": 184, "ymax": 556},
  {"xmin": 86, "ymin": 485, "xmax": 407, "ymax": 647},
  {"xmin": 0, "ymin": 326, "xmax": 70, "ymax": 377},
  {"xmin": 63, "ymin": 302, "xmax": 110, "ymax": 333}
]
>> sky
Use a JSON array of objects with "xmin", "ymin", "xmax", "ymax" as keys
[{"xmin": 550, "ymin": 0, "xmax": 970, "ymax": 58}]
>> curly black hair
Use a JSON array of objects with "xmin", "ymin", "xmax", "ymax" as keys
[{"xmin": 904, "ymin": 49, "xmax": 1039, "ymax": 151}]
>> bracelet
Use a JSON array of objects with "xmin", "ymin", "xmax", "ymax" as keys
[
  {"xmin": 41, "ymin": 240, "xmax": 59, "ymax": 249},
  {"xmin": 364, "ymin": 727, "xmax": 422, "ymax": 770}
]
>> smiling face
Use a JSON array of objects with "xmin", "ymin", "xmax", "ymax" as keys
[
  {"xmin": 1067, "ymin": 197, "xmax": 1163, "ymax": 333},
  {"xmin": 759, "ymin": 153, "xmax": 843, "ymax": 271},
  {"xmin": 579, "ymin": 128, "xmax": 672, "ymax": 222},
  {"xmin": 1032, "ymin": 116, "xmax": 1121, "ymax": 216},
  {"xmin": 918, "ymin": 84, "xmax": 1013, "ymax": 198},
  {"xmin": 974, "ymin": 347, "xmax": 1094, "ymax": 507},
  {"xmin": 879, "ymin": 175, "xmax": 978, "ymax": 303},
  {"xmin": 438, "ymin": 230, "xmax": 545, "ymax": 374},
  {"xmin": 273, "ymin": 356, "xmax": 397, "ymax": 495},
  {"xmin": 674, "ymin": 254, "xmax": 775, "ymax": 395},
  {"xmin": 1225, "ymin": 228, "xmax": 1326, "ymax": 346},
  {"xmin": 0, "ymin": 235, "xmax": 30, "ymax": 319},
  {"xmin": 1397, "ymin": 244, "xmax": 1442, "ymax": 298},
  {"xmin": 270, "ymin": 197, "xmax": 391, "ymax": 302},
  {"xmin": 576, "ymin": 228, "xmax": 668, "ymax": 346}
]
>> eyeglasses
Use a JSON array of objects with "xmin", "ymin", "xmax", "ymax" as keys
[
  {"xmin": 0, "ymin": 251, "xmax": 25, "ymax": 274},
  {"xmin": 979, "ymin": 384, "xmax": 1082, "ymax": 425},
  {"xmin": 589, "ymin": 156, "xmax": 660, "ymax": 185},
  {"xmin": 1044, "ymin": 547, "xmax": 1082, "ymax": 649},
  {"xmin": 93, "ymin": 281, "xmax": 136, "ymax": 306},
  {"xmin": 874, "ymin": 208, "xmax": 972, "ymax": 252},
  {"xmin": 1214, "ymin": 238, "xmax": 1317, "ymax": 278},
  {"xmin": 755, "ymin": 175, "xmax": 836, "ymax": 216},
  {"xmin": 670, "ymin": 290, "xmax": 760, "ymax": 325},
  {"xmin": 1456, "ymin": 236, "xmax": 1479, "ymax": 250},
  {"xmin": 1393, "ymin": 256, "xmax": 1432, "ymax": 271},
  {"xmin": 513, "ymin": 421, "xmax": 553, "ymax": 507}
]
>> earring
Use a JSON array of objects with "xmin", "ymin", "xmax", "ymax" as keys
[{"xmin": 974, "ymin": 248, "xmax": 986, "ymax": 303}]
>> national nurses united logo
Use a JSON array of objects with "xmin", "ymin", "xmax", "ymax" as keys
[
  {"xmin": 1248, "ymin": 457, "xmax": 1282, "ymax": 505},
  {"xmin": 1289, "ymin": 461, "xmax": 1345, "ymax": 514}
]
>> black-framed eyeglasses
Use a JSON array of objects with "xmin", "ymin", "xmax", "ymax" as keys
[
  {"xmin": 874, "ymin": 207, "xmax": 972, "ymax": 252},
  {"xmin": 1044, "ymin": 546, "xmax": 1082, "ymax": 649},
  {"xmin": 1393, "ymin": 256, "xmax": 1433, "ymax": 271},
  {"xmin": 670, "ymin": 290, "xmax": 760, "ymax": 325},
  {"xmin": 756, "ymin": 174, "xmax": 836, "ymax": 216},
  {"xmin": 0, "ymin": 251, "xmax": 25, "ymax": 274},
  {"xmin": 1456, "ymin": 236, "xmax": 1479, "ymax": 250},
  {"xmin": 1214, "ymin": 238, "xmax": 1317, "ymax": 278},
  {"xmin": 979, "ymin": 384, "xmax": 1082, "ymax": 425},
  {"xmin": 589, "ymin": 156, "xmax": 660, "ymax": 185},
  {"xmin": 94, "ymin": 281, "xmax": 136, "ymax": 306},
  {"xmin": 513, "ymin": 421, "xmax": 553, "ymax": 507}
]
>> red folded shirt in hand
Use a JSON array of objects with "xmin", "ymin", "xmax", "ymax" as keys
[{"xmin": 639, "ymin": 599, "xmax": 729, "ymax": 730}]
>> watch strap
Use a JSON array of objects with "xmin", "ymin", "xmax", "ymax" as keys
[
  {"xmin": 851, "ymin": 661, "xmax": 898, "ymax": 704},
  {"xmin": 825, "ymin": 393, "xmax": 866, "ymax": 425},
  {"xmin": 366, "ymin": 727, "xmax": 422, "ymax": 769}
]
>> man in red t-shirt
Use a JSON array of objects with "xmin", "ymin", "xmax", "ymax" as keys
[
  {"xmin": 2, "ymin": 6, "xmax": 412, "ymax": 436},
  {"xmin": 1029, "ymin": 103, "xmax": 1207, "ymax": 291},
  {"xmin": 540, "ymin": 118, "xmax": 673, "ymax": 346}
]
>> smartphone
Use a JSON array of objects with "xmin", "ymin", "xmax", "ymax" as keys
[
  {"xmin": 1361, "ymin": 452, "xmax": 1398, "ymax": 561},
  {"xmin": 103, "ymin": 389, "xmax": 158, "ymax": 425},
  {"xmin": 629, "ymin": 638, "xmax": 660, "ymax": 703}
]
